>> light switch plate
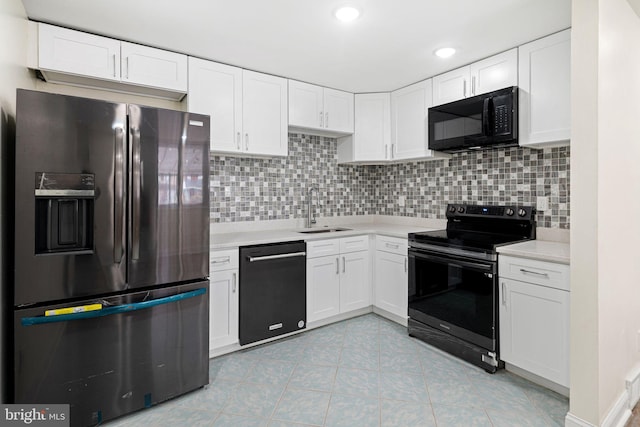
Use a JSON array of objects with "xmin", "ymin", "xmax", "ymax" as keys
[{"xmin": 536, "ymin": 196, "xmax": 549, "ymax": 211}]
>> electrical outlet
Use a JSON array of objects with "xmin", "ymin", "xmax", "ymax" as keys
[
  {"xmin": 536, "ymin": 196, "xmax": 549, "ymax": 211},
  {"xmin": 398, "ymin": 196, "xmax": 405, "ymax": 207}
]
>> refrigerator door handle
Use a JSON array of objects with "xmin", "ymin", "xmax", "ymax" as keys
[
  {"xmin": 114, "ymin": 127, "xmax": 125, "ymax": 264},
  {"xmin": 132, "ymin": 128, "xmax": 141, "ymax": 260},
  {"xmin": 21, "ymin": 288, "xmax": 207, "ymax": 326}
]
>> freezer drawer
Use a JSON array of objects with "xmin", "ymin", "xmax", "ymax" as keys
[{"xmin": 12, "ymin": 281, "xmax": 209, "ymax": 427}]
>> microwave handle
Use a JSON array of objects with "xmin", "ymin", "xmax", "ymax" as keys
[{"xmin": 482, "ymin": 97, "xmax": 491, "ymax": 137}]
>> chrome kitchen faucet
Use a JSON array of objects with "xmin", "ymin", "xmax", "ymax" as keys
[{"xmin": 307, "ymin": 186, "xmax": 319, "ymax": 228}]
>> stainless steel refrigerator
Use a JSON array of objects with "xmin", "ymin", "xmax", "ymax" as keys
[{"xmin": 11, "ymin": 89, "xmax": 210, "ymax": 426}]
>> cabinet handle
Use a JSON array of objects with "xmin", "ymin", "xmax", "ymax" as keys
[
  {"xmin": 112, "ymin": 54, "xmax": 117, "ymax": 77},
  {"xmin": 245, "ymin": 133, "xmax": 249, "ymax": 151},
  {"xmin": 502, "ymin": 282, "xmax": 506, "ymax": 306},
  {"xmin": 385, "ymin": 145, "xmax": 388, "ymax": 159},
  {"xmin": 236, "ymin": 132, "xmax": 241, "ymax": 150},
  {"xmin": 342, "ymin": 256, "xmax": 346, "ymax": 273},
  {"xmin": 385, "ymin": 242, "xmax": 399, "ymax": 249},
  {"xmin": 463, "ymin": 80, "xmax": 467, "ymax": 98},
  {"xmin": 125, "ymin": 57, "xmax": 129, "ymax": 79},
  {"xmin": 404, "ymin": 257, "xmax": 407, "ymax": 273},
  {"xmin": 320, "ymin": 112, "xmax": 324, "ymax": 128},
  {"xmin": 519, "ymin": 268, "xmax": 549, "ymax": 278},
  {"xmin": 391, "ymin": 144, "xmax": 395, "ymax": 159},
  {"xmin": 211, "ymin": 257, "xmax": 230, "ymax": 264},
  {"xmin": 232, "ymin": 272, "xmax": 237, "ymax": 293},
  {"xmin": 336, "ymin": 257, "xmax": 339, "ymax": 275},
  {"xmin": 325, "ymin": 112, "xmax": 329, "ymax": 128},
  {"xmin": 471, "ymin": 76, "xmax": 476, "ymax": 95}
]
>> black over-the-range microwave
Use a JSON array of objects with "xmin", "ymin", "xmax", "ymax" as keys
[{"xmin": 428, "ymin": 86, "xmax": 518, "ymax": 153}]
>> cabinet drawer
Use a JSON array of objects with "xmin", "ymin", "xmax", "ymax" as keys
[
  {"xmin": 375, "ymin": 235, "xmax": 407, "ymax": 255},
  {"xmin": 339, "ymin": 235, "xmax": 369, "ymax": 253},
  {"xmin": 210, "ymin": 248, "xmax": 239, "ymax": 272},
  {"xmin": 306, "ymin": 239, "xmax": 340, "ymax": 258},
  {"xmin": 499, "ymin": 255, "xmax": 569, "ymax": 291}
]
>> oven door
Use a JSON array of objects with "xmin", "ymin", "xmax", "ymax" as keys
[{"xmin": 408, "ymin": 247, "xmax": 498, "ymax": 351}]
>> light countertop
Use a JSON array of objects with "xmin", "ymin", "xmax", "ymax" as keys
[
  {"xmin": 497, "ymin": 240, "xmax": 570, "ymax": 264},
  {"xmin": 211, "ymin": 222, "xmax": 438, "ymax": 250}
]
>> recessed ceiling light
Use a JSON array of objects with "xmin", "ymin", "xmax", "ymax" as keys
[
  {"xmin": 435, "ymin": 47, "xmax": 456, "ymax": 58},
  {"xmin": 335, "ymin": 6, "xmax": 360, "ymax": 23}
]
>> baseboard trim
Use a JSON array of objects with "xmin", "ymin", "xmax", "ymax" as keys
[
  {"xmin": 565, "ymin": 391, "xmax": 631, "ymax": 427},
  {"xmin": 505, "ymin": 363, "xmax": 569, "ymax": 397},
  {"xmin": 601, "ymin": 391, "xmax": 632, "ymax": 427},
  {"xmin": 626, "ymin": 363, "xmax": 640, "ymax": 410},
  {"xmin": 565, "ymin": 412, "xmax": 596, "ymax": 427}
]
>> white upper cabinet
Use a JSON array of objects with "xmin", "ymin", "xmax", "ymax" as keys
[
  {"xmin": 188, "ymin": 58, "xmax": 243, "ymax": 153},
  {"xmin": 432, "ymin": 49, "xmax": 517, "ymax": 106},
  {"xmin": 38, "ymin": 23, "xmax": 121, "ymax": 82},
  {"xmin": 188, "ymin": 61, "xmax": 287, "ymax": 156},
  {"xmin": 518, "ymin": 29, "xmax": 571, "ymax": 147},
  {"xmin": 391, "ymin": 79, "xmax": 448, "ymax": 160},
  {"xmin": 120, "ymin": 42, "xmax": 187, "ymax": 92},
  {"xmin": 337, "ymin": 93, "xmax": 390, "ymax": 163},
  {"xmin": 432, "ymin": 66, "xmax": 470, "ymax": 106},
  {"xmin": 288, "ymin": 80, "xmax": 354, "ymax": 135},
  {"xmin": 243, "ymin": 70, "xmax": 288, "ymax": 156},
  {"xmin": 470, "ymin": 49, "xmax": 518, "ymax": 96},
  {"xmin": 288, "ymin": 80, "xmax": 324, "ymax": 129},
  {"xmin": 35, "ymin": 23, "xmax": 187, "ymax": 100}
]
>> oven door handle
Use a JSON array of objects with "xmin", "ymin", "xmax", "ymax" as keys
[{"xmin": 409, "ymin": 250, "xmax": 493, "ymax": 272}]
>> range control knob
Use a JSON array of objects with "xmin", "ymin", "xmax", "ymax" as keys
[
  {"xmin": 518, "ymin": 208, "xmax": 527, "ymax": 217},
  {"xmin": 457, "ymin": 206, "xmax": 465, "ymax": 213},
  {"xmin": 505, "ymin": 208, "xmax": 514, "ymax": 216},
  {"xmin": 448, "ymin": 206, "xmax": 456, "ymax": 213}
]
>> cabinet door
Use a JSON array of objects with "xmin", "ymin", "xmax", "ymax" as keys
[
  {"xmin": 324, "ymin": 88, "xmax": 354, "ymax": 133},
  {"xmin": 353, "ymin": 93, "xmax": 390, "ymax": 161},
  {"xmin": 432, "ymin": 66, "xmax": 470, "ymax": 106},
  {"xmin": 499, "ymin": 278, "xmax": 570, "ymax": 387},
  {"xmin": 210, "ymin": 269, "xmax": 239, "ymax": 350},
  {"xmin": 188, "ymin": 58, "xmax": 243, "ymax": 153},
  {"xmin": 288, "ymin": 80, "xmax": 324, "ymax": 129},
  {"xmin": 518, "ymin": 29, "xmax": 571, "ymax": 147},
  {"xmin": 38, "ymin": 23, "xmax": 121, "ymax": 81},
  {"xmin": 307, "ymin": 256, "xmax": 341, "ymax": 322},
  {"xmin": 391, "ymin": 80, "xmax": 430, "ymax": 159},
  {"xmin": 121, "ymin": 42, "xmax": 187, "ymax": 92},
  {"xmin": 374, "ymin": 251, "xmax": 407, "ymax": 319},
  {"xmin": 243, "ymin": 70, "xmax": 288, "ymax": 156},
  {"xmin": 470, "ymin": 49, "xmax": 517, "ymax": 96},
  {"xmin": 340, "ymin": 251, "xmax": 370, "ymax": 313}
]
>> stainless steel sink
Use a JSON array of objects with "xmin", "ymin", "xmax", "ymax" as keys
[{"xmin": 298, "ymin": 227, "xmax": 352, "ymax": 234}]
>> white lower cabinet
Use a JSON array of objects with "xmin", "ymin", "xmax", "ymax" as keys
[
  {"xmin": 374, "ymin": 236, "xmax": 408, "ymax": 319},
  {"xmin": 499, "ymin": 255, "xmax": 570, "ymax": 387},
  {"xmin": 306, "ymin": 236, "xmax": 370, "ymax": 323},
  {"xmin": 209, "ymin": 249, "xmax": 239, "ymax": 353}
]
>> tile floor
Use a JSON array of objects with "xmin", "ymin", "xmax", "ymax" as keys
[{"xmin": 107, "ymin": 314, "xmax": 568, "ymax": 426}]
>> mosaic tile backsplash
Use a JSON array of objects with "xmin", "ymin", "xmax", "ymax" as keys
[{"xmin": 210, "ymin": 134, "xmax": 570, "ymax": 228}]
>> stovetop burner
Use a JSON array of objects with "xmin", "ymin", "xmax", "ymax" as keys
[{"xmin": 409, "ymin": 203, "xmax": 536, "ymax": 254}]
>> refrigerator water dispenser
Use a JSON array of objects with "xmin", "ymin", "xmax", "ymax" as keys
[{"xmin": 34, "ymin": 172, "xmax": 94, "ymax": 254}]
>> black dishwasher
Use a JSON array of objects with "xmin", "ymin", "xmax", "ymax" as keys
[{"xmin": 239, "ymin": 241, "xmax": 307, "ymax": 345}]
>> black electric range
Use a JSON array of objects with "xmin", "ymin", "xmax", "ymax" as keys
[{"xmin": 407, "ymin": 203, "xmax": 536, "ymax": 372}]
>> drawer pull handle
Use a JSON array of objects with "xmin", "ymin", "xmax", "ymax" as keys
[
  {"xmin": 211, "ymin": 257, "xmax": 231, "ymax": 264},
  {"xmin": 386, "ymin": 243, "xmax": 400, "ymax": 249},
  {"xmin": 519, "ymin": 268, "xmax": 549, "ymax": 278},
  {"xmin": 232, "ymin": 273, "xmax": 237, "ymax": 293}
]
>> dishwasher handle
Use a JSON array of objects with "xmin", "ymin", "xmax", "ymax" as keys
[{"xmin": 247, "ymin": 251, "xmax": 307, "ymax": 262}]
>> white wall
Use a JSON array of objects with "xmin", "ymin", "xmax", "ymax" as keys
[
  {"xmin": 0, "ymin": 0, "xmax": 34, "ymax": 404},
  {"xmin": 597, "ymin": 0, "xmax": 640, "ymax": 421},
  {"xmin": 570, "ymin": 0, "xmax": 640, "ymax": 424}
]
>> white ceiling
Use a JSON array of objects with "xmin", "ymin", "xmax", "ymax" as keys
[{"xmin": 21, "ymin": 0, "xmax": 571, "ymax": 93}]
